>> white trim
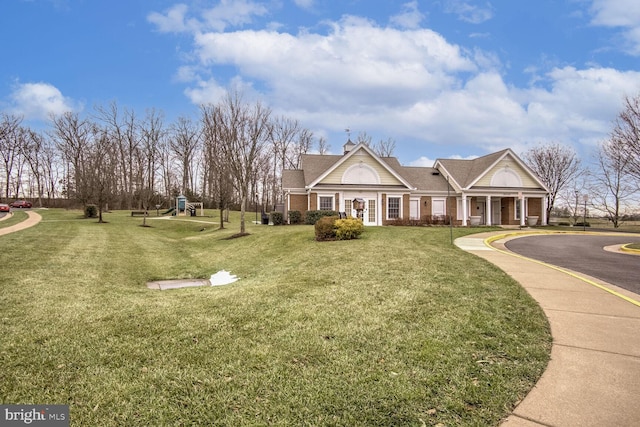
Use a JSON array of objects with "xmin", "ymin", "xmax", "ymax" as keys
[
  {"xmin": 490, "ymin": 166, "xmax": 523, "ymax": 187},
  {"xmin": 342, "ymin": 162, "xmax": 381, "ymax": 184},
  {"xmin": 307, "ymin": 143, "xmax": 415, "ymax": 189}
]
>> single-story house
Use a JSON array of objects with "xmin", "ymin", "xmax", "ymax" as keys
[{"xmin": 282, "ymin": 141, "xmax": 549, "ymax": 226}]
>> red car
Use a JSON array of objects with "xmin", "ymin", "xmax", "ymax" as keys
[
  {"xmin": 0, "ymin": 203, "xmax": 9, "ymax": 212},
  {"xmin": 9, "ymin": 200, "xmax": 32, "ymax": 208}
]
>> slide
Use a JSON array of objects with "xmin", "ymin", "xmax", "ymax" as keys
[{"xmin": 161, "ymin": 207, "xmax": 175, "ymax": 215}]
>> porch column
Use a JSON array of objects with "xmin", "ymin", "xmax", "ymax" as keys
[
  {"xmin": 486, "ymin": 195, "xmax": 492, "ymax": 226},
  {"xmin": 520, "ymin": 194, "xmax": 526, "ymax": 227},
  {"xmin": 542, "ymin": 196, "xmax": 547, "ymax": 225},
  {"xmin": 461, "ymin": 194, "xmax": 468, "ymax": 226}
]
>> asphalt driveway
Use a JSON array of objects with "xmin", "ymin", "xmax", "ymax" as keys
[{"xmin": 505, "ymin": 234, "xmax": 640, "ymax": 295}]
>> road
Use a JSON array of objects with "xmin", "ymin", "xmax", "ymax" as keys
[{"xmin": 505, "ymin": 234, "xmax": 640, "ymax": 295}]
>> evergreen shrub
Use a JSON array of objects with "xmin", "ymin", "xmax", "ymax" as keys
[
  {"xmin": 314, "ymin": 216, "xmax": 338, "ymax": 241},
  {"xmin": 84, "ymin": 204, "xmax": 98, "ymax": 218},
  {"xmin": 271, "ymin": 212, "xmax": 284, "ymax": 225},
  {"xmin": 335, "ymin": 218, "xmax": 364, "ymax": 240},
  {"xmin": 288, "ymin": 210, "xmax": 302, "ymax": 224}
]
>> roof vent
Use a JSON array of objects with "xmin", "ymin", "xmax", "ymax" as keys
[{"xmin": 432, "ymin": 171, "xmax": 440, "ymax": 175}]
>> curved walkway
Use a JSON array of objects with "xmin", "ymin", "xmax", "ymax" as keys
[
  {"xmin": 0, "ymin": 210, "xmax": 42, "ymax": 236},
  {"xmin": 456, "ymin": 231, "xmax": 640, "ymax": 427}
]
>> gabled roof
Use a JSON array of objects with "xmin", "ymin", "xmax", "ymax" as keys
[
  {"xmin": 435, "ymin": 150, "xmax": 508, "ymax": 190},
  {"xmin": 434, "ymin": 148, "xmax": 548, "ymax": 191},
  {"xmin": 306, "ymin": 142, "xmax": 416, "ymax": 190}
]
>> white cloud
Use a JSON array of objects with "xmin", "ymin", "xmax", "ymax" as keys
[
  {"xmin": 148, "ymin": 0, "xmax": 269, "ymax": 34},
  {"xmin": 444, "ymin": 1, "xmax": 493, "ymax": 24},
  {"xmin": 293, "ymin": 0, "xmax": 314, "ymax": 11},
  {"xmin": 191, "ymin": 16, "xmax": 476, "ymax": 114},
  {"xmin": 589, "ymin": 0, "xmax": 640, "ymax": 27},
  {"xmin": 184, "ymin": 75, "xmax": 258, "ymax": 106},
  {"xmin": 408, "ymin": 156, "xmax": 436, "ymax": 167},
  {"xmin": 201, "ymin": 0, "xmax": 268, "ymax": 32},
  {"xmin": 148, "ymin": 4, "xmax": 196, "ymax": 33},
  {"xmin": 9, "ymin": 82, "xmax": 80, "ymax": 120},
  {"xmin": 390, "ymin": 1, "xmax": 425, "ymax": 30},
  {"xmin": 589, "ymin": 0, "xmax": 640, "ymax": 55},
  {"xmin": 153, "ymin": 3, "xmax": 640, "ymax": 161}
]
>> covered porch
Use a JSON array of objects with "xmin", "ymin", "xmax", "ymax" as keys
[{"xmin": 459, "ymin": 192, "xmax": 547, "ymax": 227}]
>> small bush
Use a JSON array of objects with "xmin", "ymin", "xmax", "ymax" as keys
[
  {"xmin": 288, "ymin": 210, "xmax": 302, "ymax": 225},
  {"xmin": 575, "ymin": 221, "xmax": 591, "ymax": 227},
  {"xmin": 271, "ymin": 212, "xmax": 284, "ymax": 226},
  {"xmin": 305, "ymin": 210, "xmax": 338, "ymax": 225},
  {"xmin": 314, "ymin": 216, "xmax": 338, "ymax": 241},
  {"xmin": 84, "ymin": 204, "xmax": 98, "ymax": 218},
  {"xmin": 335, "ymin": 218, "xmax": 364, "ymax": 240}
]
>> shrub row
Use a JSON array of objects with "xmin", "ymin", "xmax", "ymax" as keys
[
  {"xmin": 270, "ymin": 212, "xmax": 284, "ymax": 225},
  {"xmin": 305, "ymin": 210, "xmax": 339, "ymax": 225}
]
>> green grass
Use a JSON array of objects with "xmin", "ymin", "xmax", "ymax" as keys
[
  {"xmin": 0, "ymin": 209, "xmax": 551, "ymax": 426},
  {"xmin": 0, "ymin": 210, "xmax": 28, "ymax": 229}
]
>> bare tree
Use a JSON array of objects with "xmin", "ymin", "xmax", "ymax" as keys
[
  {"xmin": 372, "ymin": 137, "xmax": 396, "ymax": 157},
  {"xmin": 215, "ymin": 91, "xmax": 271, "ymax": 234},
  {"xmin": 0, "ymin": 113, "xmax": 23, "ymax": 201},
  {"xmin": 40, "ymin": 140, "xmax": 61, "ymax": 203},
  {"xmin": 139, "ymin": 108, "xmax": 165, "ymax": 210},
  {"xmin": 88, "ymin": 126, "xmax": 119, "ymax": 222},
  {"xmin": 523, "ymin": 143, "xmax": 581, "ymax": 224},
  {"xmin": 614, "ymin": 95, "xmax": 640, "ymax": 181},
  {"xmin": 356, "ymin": 131, "xmax": 372, "ymax": 146},
  {"xmin": 200, "ymin": 103, "xmax": 235, "ymax": 229},
  {"xmin": 269, "ymin": 116, "xmax": 301, "ymax": 206},
  {"xmin": 94, "ymin": 102, "xmax": 144, "ymax": 209},
  {"xmin": 589, "ymin": 134, "xmax": 639, "ymax": 228},
  {"xmin": 317, "ymin": 136, "xmax": 330, "ymax": 155},
  {"xmin": 169, "ymin": 116, "xmax": 201, "ymax": 196},
  {"xmin": 290, "ymin": 128, "xmax": 314, "ymax": 169},
  {"xmin": 50, "ymin": 112, "xmax": 94, "ymax": 207},
  {"xmin": 22, "ymin": 129, "xmax": 47, "ymax": 207}
]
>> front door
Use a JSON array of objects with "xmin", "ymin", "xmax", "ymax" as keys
[
  {"xmin": 477, "ymin": 201, "xmax": 486, "ymax": 225},
  {"xmin": 346, "ymin": 195, "xmax": 377, "ymax": 225},
  {"xmin": 365, "ymin": 199, "xmax": 377, "ymax": 226},
  {"xmin": 492, "ymin": 199, "xmax": 501, "ymax": 225}
]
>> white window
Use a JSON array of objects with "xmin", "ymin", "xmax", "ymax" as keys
[
  {"xmin": 388, "ymin": 197, "xmax": 401, "ymax": 219},
  {"xmin": 410, "ymin": 199, "xmax": 420, "ymax": 220},
  {"xmin": 319, "ymin": 196, "xmax": 334, "ymax": 211},
  {"xmin": 432, "ymin": 198, "xmax": 446, "ymax": 217}
]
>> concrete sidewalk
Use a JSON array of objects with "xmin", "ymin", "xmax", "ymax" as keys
[{"xmin": 456, "ymin": 231, "xmax": 640, "ymax": 427}]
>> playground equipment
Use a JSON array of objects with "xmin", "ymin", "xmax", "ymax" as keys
[{"xmin": 176, "ymin": 194, "xmax": 204, "ymax": 217}]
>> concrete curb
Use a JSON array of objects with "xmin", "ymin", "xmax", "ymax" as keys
[{"xmin": 455, "ymin": 230, "xmax": 640, "ymax": 427}]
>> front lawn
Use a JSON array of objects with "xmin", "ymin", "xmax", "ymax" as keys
[{"xmin": 0, "ymin": 209, "xmax": 550, "ymax": 426}]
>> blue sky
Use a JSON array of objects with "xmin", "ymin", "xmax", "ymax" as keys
[{"xmin": 2, "ymin": 0, "xmax": 640, "ymax": 166}]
